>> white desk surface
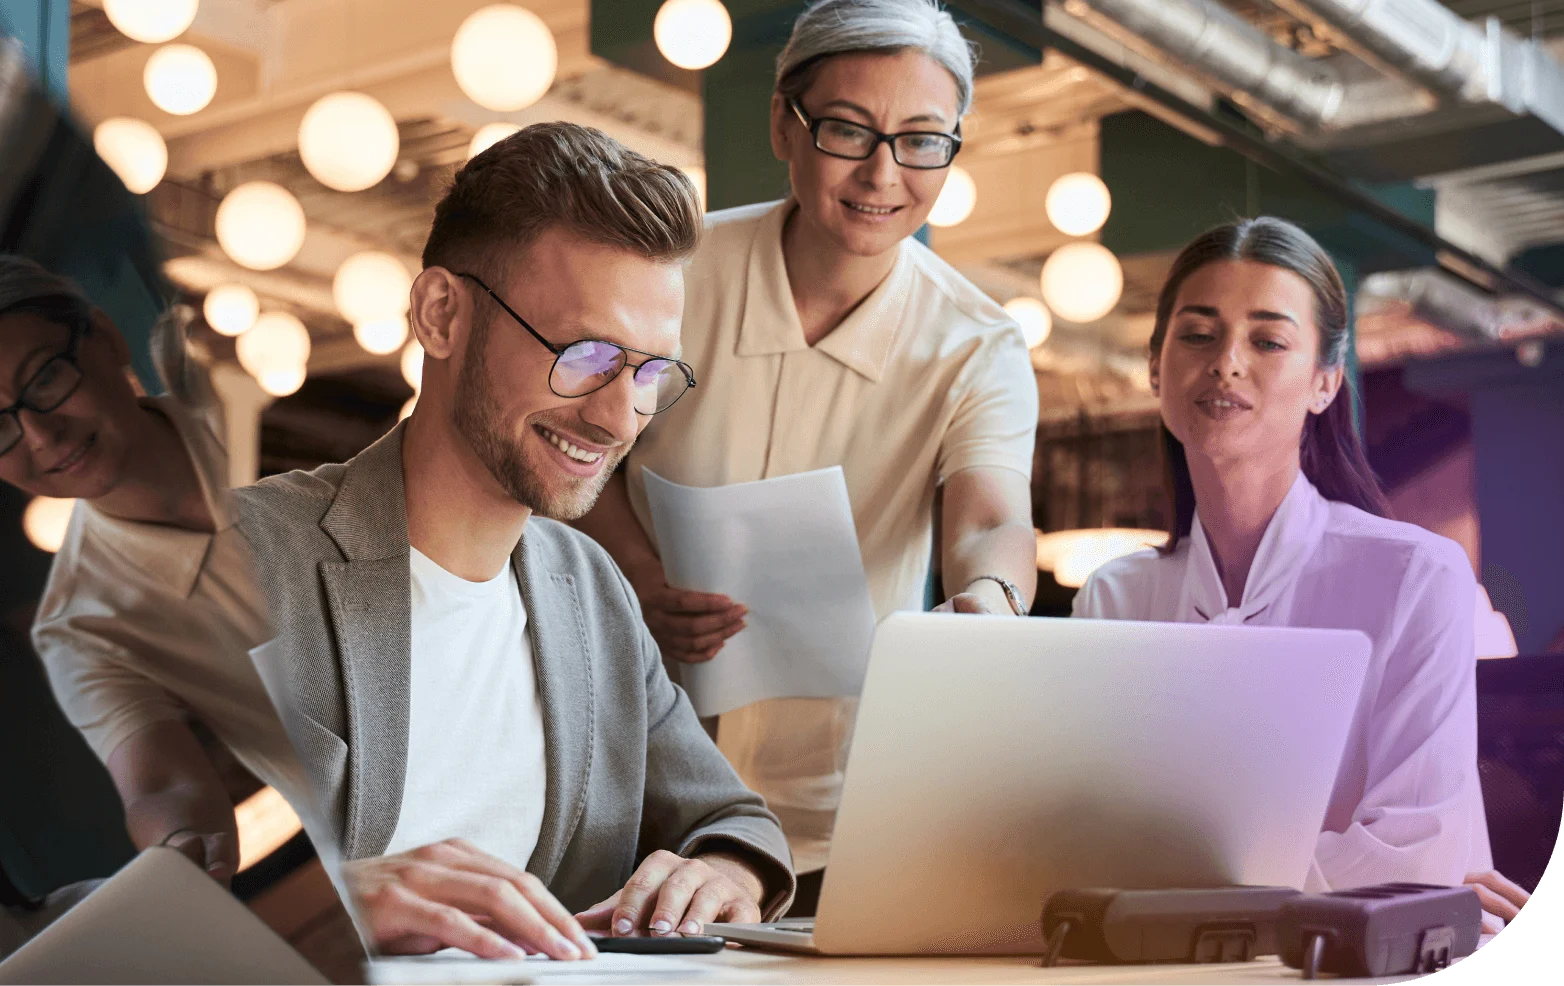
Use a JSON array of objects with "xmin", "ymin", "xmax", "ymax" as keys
[{"xmin": 592, "ymin": 946, "xmax": 1415, "ymax": 985}]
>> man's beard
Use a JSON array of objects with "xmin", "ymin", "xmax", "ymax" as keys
[{"xmin": 453, "ymin": 324, "xmax": 629, "ymax": 520}]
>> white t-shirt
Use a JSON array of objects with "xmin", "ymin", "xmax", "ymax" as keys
[
  {"xmin": 1074, "ymin": 472, "xmax": 1493, "ymax": 891},
  {"xmin": 383, "ymin": 548, "xmax": 547, "ymax": 871}
]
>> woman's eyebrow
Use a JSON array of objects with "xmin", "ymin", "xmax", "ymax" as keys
[
  {"xmin": 9, "ymin": 343, "xmax": 56, "ymax": 392},
  {"xmin": 1249, "ymin": 309, "xmax": 1299, "ymax": 326},
  {"xmin": 1174, "ymin": 304, "xmax": 1220, "ymax": 318}
]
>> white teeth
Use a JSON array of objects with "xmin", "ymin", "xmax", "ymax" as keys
[
  {"xmin": 846, "ymin": 201, "xmax": 896, "ymax": 215},
  {"xmin": 539, "ymin": 427, "xmax": 604, "ymax": 464}
]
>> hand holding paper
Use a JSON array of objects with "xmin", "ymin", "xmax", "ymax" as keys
[{"xmin": 641, "ymin": 467, "xmax": 877, "ymax": 717}]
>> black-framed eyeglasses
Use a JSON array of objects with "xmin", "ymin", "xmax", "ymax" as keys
[
  {"xmin": 789, "ymin": 98, "xmax": 962, "ymax": 169},
  {"xmin": 1, "ymin": 320, "xmax": 87, "ymax": 457},
  {"xmin": 458, "ymin": 273, "xmax": 696, "ymax": 416}
]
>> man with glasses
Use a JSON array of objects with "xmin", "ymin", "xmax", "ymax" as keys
[
  {"xmin": 235, "ymin": 122, "xmax": 793, "ymax": 962},
  {"xmin": 1, "ymin": 255, "xmax": 307, "ymax": 893},
  {"xmin": 576, "ymin": 0, "xmax": 1040, "ymax": 916}
]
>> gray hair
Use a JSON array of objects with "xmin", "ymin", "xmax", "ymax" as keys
[
  {"xmin": 0, "ymin": 254, "xmax": 93, "ymax": 329},
  {"xmin": 776, "ymin": 0, "xmax": 978, "ymax": 117},
  {"xmin": 0, "ymin": 253, "xmax": 196, "ymax": 402}
]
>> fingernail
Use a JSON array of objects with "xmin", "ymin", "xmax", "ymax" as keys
[
  {"xmin": 614, "ymin": 918, "xmax": 633, "ymax": 936},
  {"xmin": 556, "ymin": 937, "xmax": 581, "ymax": 960},
  {"xmin": 681, "ymin": 921, "xmax": 701, "ymax": 934},
  {"xmin": 579, "ymin": 936, "xmax": 599, "ymax": 958},
  {"xmin": 503, "ymin": 941, "xmax": 527, "ymax": 959},
  {"xmin": 651, "ymin": 919, "xmax": 672, "ymax": 934}
]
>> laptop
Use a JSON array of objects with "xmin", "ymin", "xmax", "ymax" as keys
[
  {"xmin": 712, "ymin": 612, "xmax": 1372, "ymax": 955},
  {"xmin": 0, "ymin": 848, "xmax": 328, "ymax": 985}
]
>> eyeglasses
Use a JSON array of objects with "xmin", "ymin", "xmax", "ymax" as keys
[
  {"xmin": 789, "ymin": 98, "xmax": 962, "ymax": 170},
  {"xmin": 458, "ymin": 273, "xmax": 696, "ymax": 416},
  {"xmin": 1, "ymin": 320, "xmax": 86, "ymax": 457}
]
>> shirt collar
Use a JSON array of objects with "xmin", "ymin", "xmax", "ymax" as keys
[
  {"xmin": 80, "ymin": 398, "xmax": 235, "ymax": 599},
  {"xmin": 735, "ymin": 198, "xmax": 910, "ymax": 383},
  {"xmin": 1178, "ymin": 470, "xmax": 1330, "ymax": 625}
]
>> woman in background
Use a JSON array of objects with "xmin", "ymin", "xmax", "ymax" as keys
[
  {"xmin": 0, "ymin": 255, "xmax": 302, "ymax": 886},
  {"xmin": 1073, "ymin": 218, "xmax": 1527, "ymax": 931}
]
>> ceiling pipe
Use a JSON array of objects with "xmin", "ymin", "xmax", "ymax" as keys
[
  {"xmin": 1071, "ymin": 0, "xmax": 1430, "ymax": 129},
  {"xmin": 944, "ymin": 0, "xmax": 1564, "ymax": 323}
]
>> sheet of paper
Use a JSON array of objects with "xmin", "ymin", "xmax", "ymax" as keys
[
  {"xmin": 642, "ymin": 466, "xmax": 877, "ymax": 717},
  {"xmin": 367, "ymin": 950, "xmax": 722, "ymax": 985}
]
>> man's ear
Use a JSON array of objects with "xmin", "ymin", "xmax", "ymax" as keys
[{"xmin": 409, "ymin": 267, "xmax": 467, "ymax": 361}]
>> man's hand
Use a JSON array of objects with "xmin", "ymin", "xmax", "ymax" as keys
[
  {"xmin": 161, "ymin": 828, "xmax": 238, "ymax": 885},
  {"xmin": 1465, "ymin": 870, "xmax": 1529, "ymax": 934},
  {"xmin": 343, "ymin": 839, "xmax": 598, "ymax": 960},
  {"xmin": 575, "ymin": 850, "xmax": 764, "ymax": 936},
  {"xmin": 631, "ymin": 571, "xmax": 748, "ymax": 664}
]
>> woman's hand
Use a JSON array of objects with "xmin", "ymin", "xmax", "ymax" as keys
[
  {"xmin": 1465, "ymin": 870, "xmax": 1529, "ymax": 934},
  {"xmin": 574, "ymin": 850, "xmax": 764, "ymax": 936},
  {"xmin": 629, "ymin": 563, "xmax": 748, "ymax": 664}
]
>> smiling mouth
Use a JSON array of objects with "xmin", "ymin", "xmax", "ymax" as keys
[
  {"xmin": 46, "ymin": 434, "xmax": 96, "ymax": 474},
  {"xmin": 535, "ymin": 424, "xmax": 607, "ymax": 465},
  {"xmin": 843, "ymin": 200, "xmax": 901, "ymax": 216},
  {"xmin": 1197, "ymin": 398, "xmax": 1249, "ymax": 410}
]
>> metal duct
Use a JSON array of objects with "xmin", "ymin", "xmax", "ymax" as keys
[
  {"xmin": 1073, "ymin": 0, "xmax": 1429, "ymax": 129},
  {"xmin": 1362, "ymin": 268, "xmax": 1502, "ymax": 340}
]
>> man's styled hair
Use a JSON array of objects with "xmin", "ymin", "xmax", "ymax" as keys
[{"xmin": 422, "ymin": 121, "xmax": 702, "ymax": 281}]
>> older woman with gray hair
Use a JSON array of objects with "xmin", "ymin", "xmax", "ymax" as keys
[
  {"xmin": 576, "ymin": 0, "xmax": 1040, "ymax": 913},
  {"xmin": 0, "ymin": 254, "xmax": 304, "ymax": 897}
]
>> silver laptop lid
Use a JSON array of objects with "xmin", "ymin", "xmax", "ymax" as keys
[{"xmin": 814, "ymin": 613, "xmax": 1371, "ymax": 955}]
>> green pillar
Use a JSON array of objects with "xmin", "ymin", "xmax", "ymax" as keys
[
  {"xmin": 1, "ymin": 1, "xmax": 169, "ymax": 391},
  {"xmin": 0, "ymin": 0, "xmax": 68, "ymax": 101}
]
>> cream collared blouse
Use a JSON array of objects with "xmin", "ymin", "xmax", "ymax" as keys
[
  {"xmin": 31, "ymin": 397, "xmax": 305, "ymax": 808},
  {"xmin": 1074, "ymin": 472, "xmax": 1493, "ymax": 890},
  {"xmin": 626, "ymin": 199, "xmax": 1039, "ymax": 871}
]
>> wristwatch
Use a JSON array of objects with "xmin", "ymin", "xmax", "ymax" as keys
[{"xmin": 967, "ymin": 575, "xmax": 1027, "ymax": 616}]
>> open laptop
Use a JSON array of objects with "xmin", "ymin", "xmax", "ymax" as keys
[
  {"xmin": 711, "ymin": 612, "xmax": 1372, "ymax": 955},
  {"xmin": 0, "ymin": 848, "xmax": 328, "ymax": 985}
]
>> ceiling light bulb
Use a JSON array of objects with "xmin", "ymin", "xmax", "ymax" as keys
[
  {"xmin": 92, "ymin": 117, "xmax": 168, "ymax": 194},
  {"xmin": 203, "ymin": 283, "xmax": 259, "ymax": 337},
  {"xmin": 333, "ymin": 251, "xmax": 412, "ymax": 326},
  {"xmin": 257, "ymin": 364, "xmax": 306, "ymax": 398},
  {"xmin": 927, "ymin": 165, "xmax": 976, "ymax": 228},
  {"xmin": 354, "ymin": 316, "xmax": 410, "ymax": 356},
  {"xmin": 451, "ymin": 5, "xmax": 557, "ymax": 112},
  {"xmin": 1045, "ymin": 172, "xmax": 1112, "ymax": 237},
  {"xmin": 236, "ymin": 312, "xmax": 311, "ymax": 382},
  {"xmin": 468, "ymin": 122, "xmax": 521, "ymax": 160},
  {"xmin": 143, "ymin": 43, "xmax": 217, "ymax": 116},
  {"xmin": 1040, "ymin": 242, "xmax": 1123, "ymax": 323},
  {"xmin": 401, "ymin": 340, "xmax": 424, "ymax": 390},
  {"xmin": 298, "ymin": 91, "xmax": 400, "ymax": 192},
  {"xmin": 1003, "ymin": 297, "xmax": 1052, "ymax": 349},
  {"xmin": 654, "ymin": 0, "xmax": 732, "ymax": 70},
  {"xmin": 23, "ymin": 496, "xmax": 76, "ymax": 553},
  {"xmin": 215, "ymin": 181, "xmax": 306, "ymax": 271},
  {"xmin": 104, "ymin": 0, "xmax": 198, "ymax": 44},
  {"xmin": 1035, "ymin": 528, "xmax": 1168, "ymax": 588}
]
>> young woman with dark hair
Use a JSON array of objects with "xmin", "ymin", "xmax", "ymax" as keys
[{"xmin": 1072, "ymin": 218, "xmax": 1525, "ymax": 930}]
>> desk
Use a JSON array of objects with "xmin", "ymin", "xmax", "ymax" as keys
[{"xmin": 582, "ymin": 947, "xmax": 1414, "ymax": 985}]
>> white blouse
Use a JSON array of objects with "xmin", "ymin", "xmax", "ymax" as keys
[{"xmin": 1073, "ymin": 472, "xmax": 1493, "ymax": 890}]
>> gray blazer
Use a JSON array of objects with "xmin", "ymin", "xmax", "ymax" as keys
[{"xmin": 235, "ymin": 426, "xmax": 794, "ymax": 916}]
